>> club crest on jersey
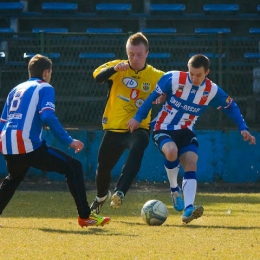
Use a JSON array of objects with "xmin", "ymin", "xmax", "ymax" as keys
[
  {"xmin": 141, "ymin": 82, "xmax": 151, "ymax": 92},
  {"xmin": 224, "ymin": 96, "xmax": 233, "ymax": 108},
  {"xmin": 135, "ymin": 98, "xmax": 144, "ymax": 108},
  {"xmin": 122, "ymin": 77, "xmax": 138, "ymax": 88},
  {"xmin": 178, "ymin": 85, "xmax": 184, "ymax": 92},
  {"xmin": 225, "ymin": 96, "xmax": 232, "ymax": 104},
  {"xmin": 130, "ymin": 89, "xmax": 140, "ymax": 100},
  {"xmin": 201, "ymin": 91, "xmax": 209, "ymax": 100}
]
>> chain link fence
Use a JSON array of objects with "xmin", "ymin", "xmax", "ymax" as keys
[{"xmin": 1, "ymin": 32, "xmax": 260, "ymax": 129}]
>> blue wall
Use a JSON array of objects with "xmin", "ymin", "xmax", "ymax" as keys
[{"xmin": 0, "ymin": 129, "xmax": 259, "ymax": 183}]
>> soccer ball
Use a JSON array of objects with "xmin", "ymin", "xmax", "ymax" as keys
[{"xmin": 141, "ymin": 199, "xmax": 168, "ymax": 226}]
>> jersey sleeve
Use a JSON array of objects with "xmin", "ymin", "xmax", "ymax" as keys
[
  {"xmin": 134, "ymin": 72, "xmax": 173, "ymax": 122},
  {"xmin": 134, "ymin": 91, "xmax": 159, "ymax": 122},
  {"xmin": 0, "ymin": 101, "xmax": 8, "ymax": 152},
  {"xmin": 0, "ymin": 102, "xmax": 8, "ymax": 133},
  {"xmin": 157, "ymin": 71, "xmax": 179, "ymax": 95},
  {"xmin": 150, "ymin": 66, "xmax": 165, "ymax": 83},
  {"xmin": 208, "ymin": 87, "xmax": 248, "ymax": 131},
  {"xmin": 93, "ymin": 59, "xmax": 123, "ymax": 83},
  {"xmin": 39, "ymin": 86, "xmax": 73, "ymax": 146}
]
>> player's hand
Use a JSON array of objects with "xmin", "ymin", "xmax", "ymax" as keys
[
  {"xmin": 241, "ymin": 130, "xmax": 256, "ymax": 145},
  {"xmin": 69, "ymin": 139, "xmax": 84, "ymax": 153},
  {"xmin": 127, "ymin": 118, "xmax": 141, "ymax": 133},
  {"xmin": 152, "ymin": 93, "xmax": 167, "ymax": 104},
  {"xmin": 114, "ymin": 62, "xmax": 129, "ymax": 71}
]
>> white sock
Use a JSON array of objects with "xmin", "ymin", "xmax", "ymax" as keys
[
  {"xmin": 97, "ymin": 194, "xmax": 108, "ymax": 202},
  {"xmin": 165, "ymin": 165, "xmax": 180, "ymax": 189},
  {"xmin": 182, "ymin": 178, "xmax": 197, "ymax": 209}
]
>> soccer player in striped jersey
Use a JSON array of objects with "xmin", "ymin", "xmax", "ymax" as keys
[
  {"xmin": 128, "ymin": 54, "xmax": 256, "ymax": 224},
  {"xmin": 0, "ymin": 54, "xmax": 110, "ymax": 227}
]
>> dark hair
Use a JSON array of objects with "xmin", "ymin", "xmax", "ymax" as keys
[
  {"xmin": 126, "ymin": 32, "xmax": 149, "ymax": 51},
  {"xmin": 28, "ymin": 54, "xmax": 52, "ymax": 78},
  {"xmin": 188, "ymin": 54, "xmax": 210, "ymax": 71}
]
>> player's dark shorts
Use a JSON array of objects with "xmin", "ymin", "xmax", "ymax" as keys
[{"xmin": 152, "ymin": 128, "xmax": 198, "ymax": 156}]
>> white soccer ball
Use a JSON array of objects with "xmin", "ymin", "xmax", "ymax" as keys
[{"xmin": 141, "ymin": 199, "xmax": 168, "ymax": 226}]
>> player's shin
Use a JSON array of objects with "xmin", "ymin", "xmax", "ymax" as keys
[
  {"xmin": 182, "ymin": 171, "xmax": 197, "ymax": 209},
  {"xmin": 164, "ymin": 158, "xmax": 180, "ymax": 190}
]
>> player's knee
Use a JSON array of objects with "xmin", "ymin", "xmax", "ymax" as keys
[
  {"xmin": 163, "ymin": 146, "xmax": 178, "ymax": 161},
  {"xmin": 132, "ymin": 130, "xmax": 150, "ymax": 148},
  {"xmin": 183, "ymin": 160, "xmax": 197, "ymax": 172},
  {"xmin": 137, "ymin": 137, "xmax": 150, "ymax": 149}
]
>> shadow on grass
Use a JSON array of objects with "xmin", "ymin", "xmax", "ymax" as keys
[
  {"xmin": 116, "ymin": 220, "xmax": 260, "ymax": 231},
  {"xmin": 0, "ymin": 224, "xmax": 138, "ymax": 236},
  {"xmin": 39, "ymin": 227, "xmax": 138, "ymax": 236}
]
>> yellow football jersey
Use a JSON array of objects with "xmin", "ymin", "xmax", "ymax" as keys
[{"xmin": 93, "ymin": 60, "xmax": 164, "ymax": 132}]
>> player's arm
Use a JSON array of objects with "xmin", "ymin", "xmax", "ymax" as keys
[
  {"xmin": 39, "ymin": 87, "xmax": 74, "ymax": 147},
  {"xmin": 93, "ymin": 60, "xmax": 127, "ymax": 83},
  {"xmin": 0, "ymin": 102, "xmax": 8, "ymax": 133},
  {"xmin": 134, "ymin": 91, "xmax": 160, "ymax": 122},
  {"xmin": 127, "ymin": 91, "xmax": 159, "ymax": 132},
  {"xmin": 128, "ymin": 73, "xmax": 172, "ymax": 132},
  {"xmin": 41, "ymin": 110, "xmax": 73, "ymax": 146},
  {"xmin": 152, "ymin": 93, "xmax": 167, "ymax": 104},
  {"xmin": 41, "ymin": 108, "xmax": 84, "ymax": 152},
  {"xmin": 128, "ymin": 91, "xmax": 161, "ymax": 132},
  {"xmin": 241, "ymin": 130, "xmax": 256, "ymax": 144},
  {"xmin": 0, "ymin": 102, "xmax": 8, "ymax": 152},
  {"xmin": 209, "ymin": 88, "xmax": 256, "ymax": 145}
]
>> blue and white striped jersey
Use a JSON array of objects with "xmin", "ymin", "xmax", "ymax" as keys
[
  {"xmin": 0, "ymin": 78, "xmax": 73, "ymax": 154},
  {"xmin": 134, "ymin": 71, "xmax": 248, "ymax": 131}
]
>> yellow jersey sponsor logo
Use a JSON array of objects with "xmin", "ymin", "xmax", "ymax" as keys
[
  {"xmin": 130, "ymin": 89, "xmax": 140, "ymax": 100},
  {"xmin": 117, "ymin": 94, "xmax": 130, "ymax": 102},
  {"xmin": 122, "ymin": 77, "xmax": 138, "ymax": 88}
]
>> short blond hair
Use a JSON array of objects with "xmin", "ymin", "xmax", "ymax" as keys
[{"xmin": 126, "ymin": 32, "xmax": 149, "ymax": 51}]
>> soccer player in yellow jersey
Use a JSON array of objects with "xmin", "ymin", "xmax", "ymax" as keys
[{"xmin": 90, "ymin": 32, "xmax": 173, "ymax": 214}]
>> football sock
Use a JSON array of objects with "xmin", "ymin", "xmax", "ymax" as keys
[
  {"xmin": 170, "ymin": 186, "xmax": 180, "ymax": 193},
  {"xmin": 96, "ymin": 194, "xmax": 108, "ymax": 202},
  {"xmin": 164, "ymin": 158, "xmax": 180, "ymax": 190},
  {"xmin": 182, "ymin": 171, "xmax": 197, "ymax": 209}
]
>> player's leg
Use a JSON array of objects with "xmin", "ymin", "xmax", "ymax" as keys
[
  {"xmin": 29, "ymin": 143, "xmax": 110, "ymax": 226},
  {"xmin": 30, "ymin": 144, "xmax": 89, "ymax": 217},
  {"xmin": 91, "ymin": 131, "xmax": 126, "ymax": 213},
  {"xmin": 0, "ymin": 155, "xmax": 29, "ymax": 215},
  {"xmin": 111, "ymin": 129, "xmax": 150, "ymax": 209},
  {"xmin": 153, "ymin": 131, "xmax": 183, "ymax": 211},
  {"xmin": 179, "ymin": 147, "xmax": 204, "ymax": 224}
]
